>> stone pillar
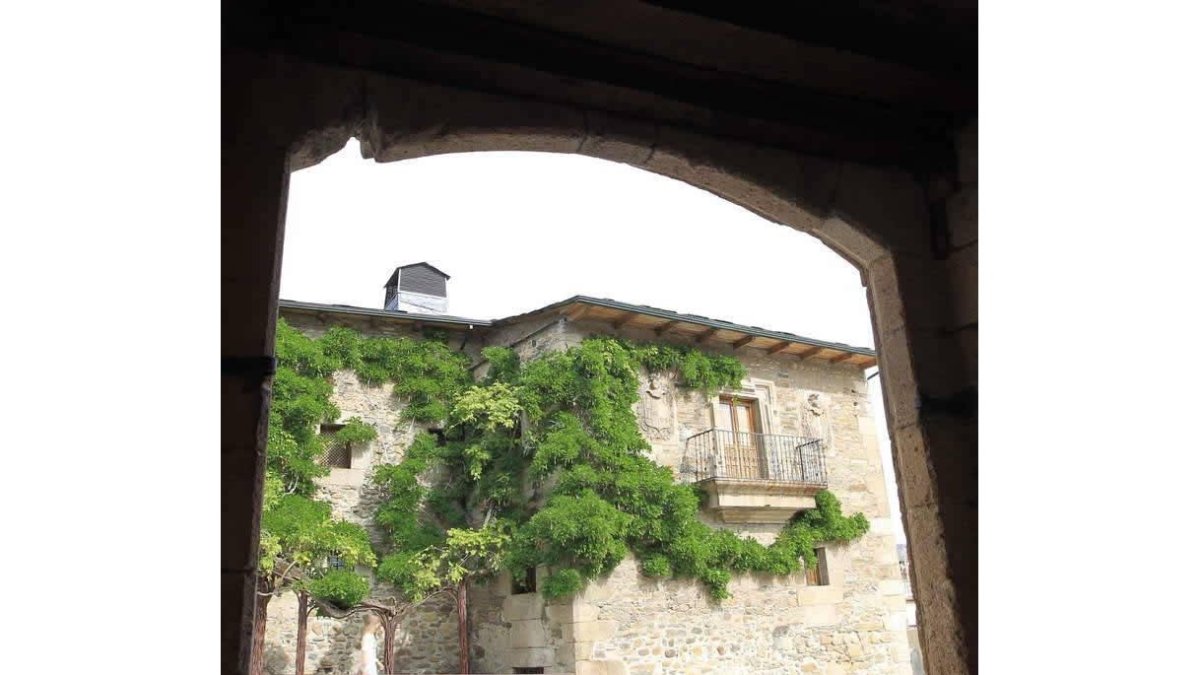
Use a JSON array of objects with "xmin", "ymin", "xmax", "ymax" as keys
[
  {"xmin": 221, "ymin": 136, "xmax": 291, "ymax": 675},
  {"xmin": 855, "ymin": 122, "xmax": 978, "ymax": 675}
]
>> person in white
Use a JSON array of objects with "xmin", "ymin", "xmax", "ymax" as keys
[{"xmin": 353, "ymin": 613, "xmax": 382, "ymax": 675}]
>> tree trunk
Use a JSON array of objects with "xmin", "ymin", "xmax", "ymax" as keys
[
  {"xmin": 456, "ymin": 581, "xmax": 470, "ymax": 674},
  {"xmin": 250, "ymin": 579, "xmax": 272, "ymax": 675},
  {"xmin": 295, "ymin": 592, "xmax": 309, "ymax": 675},
  {"xmin": 382, "ymin": 614, "xmax": 398, "ymax": 675}
]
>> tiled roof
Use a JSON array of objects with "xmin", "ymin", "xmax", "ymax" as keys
[
  {"xmin": 278, "ymin": 295, "xmax": 875, "ymax": 358},
  {"xmin": 496, "ymin": 295, "xmax": 876, "ymax": 356}
]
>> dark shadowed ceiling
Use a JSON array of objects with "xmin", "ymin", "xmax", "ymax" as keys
[{"xmin": 224, "ymin": 0, "xmax": 978, "ymax": 170}]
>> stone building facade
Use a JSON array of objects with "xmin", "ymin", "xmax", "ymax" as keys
[{"xmin": 265, "ymin": 275, "xmax": 909, "ymax": 675}]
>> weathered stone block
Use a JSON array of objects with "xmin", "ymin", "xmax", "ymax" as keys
[
  {"xmin": 946, "ymin": 186, "xmax": 978, "ymax": 249},
  {"xmin": 362, "ymin": 74, "xmax": 587, "ymax": 162},
  {"xmin": 604, "ymin": 660, "xmax": 630, "ymax": 675},
  {"xmin": 509, "ymin": 619, "xmax": 548, "ymax": 648},
  {"xmin": 947, "ymin": 242, "xmax": 978, "ymax": 328},
  {"xmin": 796, "ymin": 585, "xmax": 843, "ymax": 606},
  {"xmin": 571, "ymin": 640, "xmax": 596, "ymax": 661},
  {"xmin": 890, "ymin": 423, "xmax": 936, "ymax": 510},
  {"xmin": 503, "ymin": 593, "xmax": 544, "ymax": 622},
  {"xmin": 581, "ymin": 580, "xmax": 616, "ymax": 602},
  {"xmin": 795, "ymin": 603, "xmax": 840, "ymax": 627},
  {"xmin": 573, "ymin": 620, "xmax": 620, "ymax": 642},
  {"xmin": 643, "ymin": 126, "xmax": 815, "ymax": 233},
  {"xmin": 809, "ymin": 216, "xmax": 888, "ymax": 269},
  {"xmin": 830, "ymin": 162, "xmax": 930, "ymax": 257},
  {"xmin": 579, "ymin": 111, "xmax": 657, "ymax": 166},
  {"xmin": 573, "ymin": 602, "xmax": 600, "ymax": 623},
  {"xmin": 510, "ymin": 646, "xmax": 556, "ymax": 668},
  {"xmin": 576, "ymin": 660, "xmax": 606, "ymax": 675}
]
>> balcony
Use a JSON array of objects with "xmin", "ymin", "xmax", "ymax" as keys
[{"xmin": 682, "ymin": 429, "xmax": 829, "ymax": 523}]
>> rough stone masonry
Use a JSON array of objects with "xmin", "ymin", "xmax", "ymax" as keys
[{"xmin": 264, "ymin": 300, "xmax": 913, "ymax": 675}]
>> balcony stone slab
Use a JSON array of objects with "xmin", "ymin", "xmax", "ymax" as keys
[{"xmin": 696, "ymin": 478, "xmax": 821, "ymax": 523}]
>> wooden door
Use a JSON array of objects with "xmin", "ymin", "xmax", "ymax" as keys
[{"xmin": 717, "ymin": 397, "xmax": 765, "ymax": 478}]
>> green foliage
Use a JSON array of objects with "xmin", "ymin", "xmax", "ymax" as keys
[
  {"xmin": 450, "ymin": 383, "xmax": 523, "ymax": 433},
  {"xmin": 376, "ymin": 550, "xmax": 441, "ymax": 601},
  {"xmin": 372, "ymin": 432, "xmax": 442, "ymax": 547},
  {"xmin": 481, "ymin": 346, "xmax": 522, "ymax": 384},
  {"xmin": 500, "ymin": 335, "xmax": 865, "ymax": 599},
  {"xmin": 639, "ymin": 554, "xmax": 672, "ymax": 578},
  {"xmin": 276, "ymin": 318, "xmax": 472, "ymax": 426},
  {"xmin": 424, "ymin": 522, "xmax": 514, "ymax": 587},
  {"xmin": 626, "ymin": 341, "xmax": 746, "ymax": 395},
  {"xmin": 257, "ymin": 493, "xmax": 377, "ymax": 601},
  {"xmin": 374, "ymin": 517, "xmax": 513, "ymax": 602},
  {"xmin": 273, "ymin": 321, "xmax": 867, "ymax": 605},
  {"xmin": 335, "ymin": 417, "xmax": 377, "ymax": 445},
  {"xmin": 541, "ymin": 568, "xmax": 585, "ymax": 598},
  {"xmin": 263, "ymin": 319, "xmax": 477, "ymax": 601},
  {"xmin": 304, "ymin": 569, "xmax": 371, "ymax": 609},
  {"xmin": 267, "ymin": 367, "xmax": 338, "ymax": 496},
  {"xmin": 509, "ymin": 492, "xmax": 632, "ymax": 597}
]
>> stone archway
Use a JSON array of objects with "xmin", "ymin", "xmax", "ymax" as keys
[{"xmin": 223, "ymin": 50, "xmax": 976, "ymax": 675}]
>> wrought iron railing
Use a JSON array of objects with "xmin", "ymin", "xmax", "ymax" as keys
[{"xmin": 682, "ymin": 429, "xmax": 828, "ymax": 485}]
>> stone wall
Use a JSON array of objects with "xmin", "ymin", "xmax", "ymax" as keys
[
  {"xmin": 561, "ymin": 318, "xmax": 891, "ymax": 521},
  {"xmin": 264, "ymin": 592, "xmax": 461, "ymax": 675},
  {"xmin": 264, "ymin": 312, "xmax": 469, "ymax": 675},
  {"xmin": 575, "ymin": 544, "xmax": 910, "ymax": 675},
  {"xmin": 469, "ymin": 567, "xmax": 580, "ymax": 674},
  {"xmin": 548, "ymin": 319, "xmax": 909, "ymax": 674},
  {"xmin": 265, "ymin": 310, "xmax": 910, "ymax": 674}
]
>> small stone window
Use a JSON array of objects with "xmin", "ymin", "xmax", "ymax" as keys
[
  {"xmin": 806, "ymin": 547, "xmax": 830, "ymax": 586},
  {"xmin": 328, "ymin": 555, "xmax": 345, "ymax": 570},
  {"xmin": 511, "ymin": 567, "xmax": 537, "ymax": 595},
  {"xmin": 318, "ymin": 424, "xmax": 352, "ymax": 469}
]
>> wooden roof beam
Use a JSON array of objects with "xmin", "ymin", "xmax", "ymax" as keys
[
  {"xmin": 829, "ymin": 352, "xmax": 856, "ymax": 364},
  {"xmin": 611, "ymin": 311, "xmax": 638, "ymax": 329},
  {"xmin": 694, "ymin": 327, "xmax": 719, "ymax": 344},
  {"xmin": 560, "ymin": 304, "xmax": 591, "ymax": 321},
  {"xmin": 732, "ymin": 335, "xmax": 756, "ymax": 350},
  {"xmin": 767, "ymin": 341, "xmax": 792, "ymax": 355},
  {"xmin": 797, "ymin": 346, "xmax": 824, "ymax": 360},
  {"xmin": 654, "ymin": 319, "xmax": 682, "ymax": 336}
]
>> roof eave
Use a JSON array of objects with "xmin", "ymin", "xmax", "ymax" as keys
[
  {"xmin": 277, "ymin": 299, "xmax": 490, "ymax": 328},
  {"xmin": 497, "ymin": 296, "xmax": 876, "ymax": 359}
]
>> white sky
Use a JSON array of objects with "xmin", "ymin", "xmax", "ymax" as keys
[{"xmin": 281, "ymin": 139, "xmax": 905, "ymax": 543}]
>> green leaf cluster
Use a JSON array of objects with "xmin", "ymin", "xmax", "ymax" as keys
[
  {"xmin": 257, "ymin": 495, "xmax": 378, "ymax": 606},
  {"xmin": 626, "ymin": 342, "xmax": 747, "ymax": 395},
  {"xmin": 303, "ymin": 568, "xmax": 372, "ymax": 609},
  {"xmin": 263, "ymin": 319, "xmax": 480, "ymax": 603},
  {"xmin": 289, "ymin": 323, "xmax": 868, "ymax": 603}
]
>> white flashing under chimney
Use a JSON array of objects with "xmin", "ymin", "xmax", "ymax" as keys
[{"xmin": 395, "ymin": 290, "xmax": 448, "ymax": 315}]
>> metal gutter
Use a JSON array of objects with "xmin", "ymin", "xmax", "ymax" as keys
[{"xmin": 277, "ymin": 299, "xmax": 492, "ymax": 328}]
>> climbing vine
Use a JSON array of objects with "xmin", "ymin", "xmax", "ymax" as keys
[
  {"xmin": 499, "ymin": 337, "xmax": 869, "ymax": 599},
  {"xmin": 255, "ymin": 341, "xmax": 380, "ymax": 675},
  {"xmin": 269, "ymin": 319, "xmax": 869, "ymax": 609}
]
